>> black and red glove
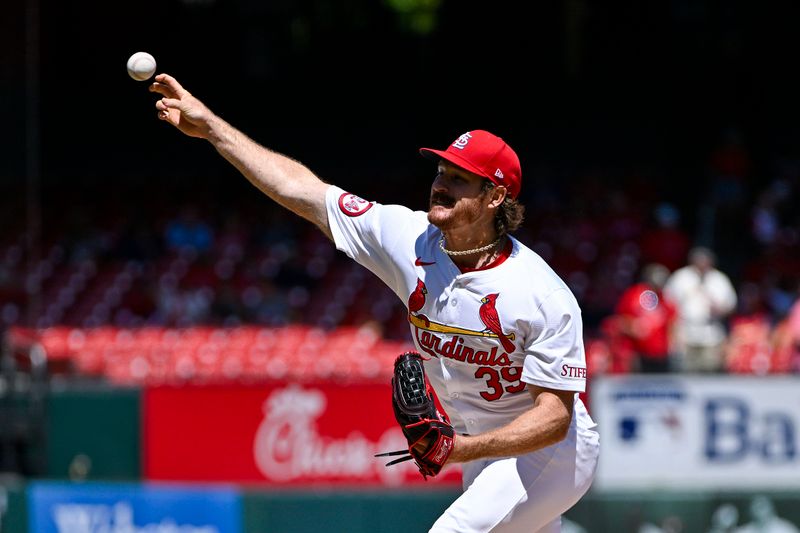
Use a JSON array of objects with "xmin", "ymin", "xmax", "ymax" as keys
[{"xmin": 375, "ymin": 351, "xmax": 455, "ymax": 479}]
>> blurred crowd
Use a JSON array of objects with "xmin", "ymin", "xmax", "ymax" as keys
[
  {"xmin": 598, "ymin": 246, "xmax": 800, "ymax": 376},
  {"xmin": 0, "ymin": 127, "xmax": 799, "ymax": 377},
  {"xmin": 587, "ymin": 129, "xmax": 800, "ymax": 376}
]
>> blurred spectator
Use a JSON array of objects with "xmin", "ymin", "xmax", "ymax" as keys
[
  {"xmin": 243, "ymin": 279, "xmax": 291, "ymax": 326},
  {"xmin": 723, "ymin": 283, "xmax": 776, "ymax": 375},
  {"xmin": 164, "ymin": 205, "xmax": 214, "ymax": 254},
  {"xmin": 772, "ymin": 282, "xmax": 800, "ymax": 373},
  {"xmin": 735, "ymin": 495, "xmax": 799, "ymax": 533},
  {"xmin": 608, "ymin": 263, "xmax": 677, "ymax": 373},
  {"xmin": 663, "ymin": 246, "xmax": 738, "ymax": 373},
  {"xmin": 155, "ymin": 279, "xmax": 214, "ymax": 327},
  {"xmin": 707, "ymin": 503, "xmax": 739, "ymax": 533},
  {"xmin": 638, "ymin": 203, "xmax": 691, "ymax": 272},
  {"xmin": 750, "ymin": 187, "xmax": 784, "ymax": 248}
]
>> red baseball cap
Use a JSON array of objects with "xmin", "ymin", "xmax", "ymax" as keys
[{"xmin": 419, "ymin": 130, "xmax": 522, "ymax": 199}]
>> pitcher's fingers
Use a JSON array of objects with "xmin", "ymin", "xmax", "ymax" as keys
[
  {"xmin": 148, "ymin": 80, "xmax": 175, "ymax": 98},
  {"xmin": 159, "ymin": 97, "xmax": 183, "ymax": 111},
  {"xmin": 154, "ymin": 73, "xmax": 190, "ymax": 98}
]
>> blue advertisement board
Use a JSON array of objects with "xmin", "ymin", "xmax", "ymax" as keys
[{"xmin": 29, "ymin": 481, "xmax": 242, "ymax": 533}]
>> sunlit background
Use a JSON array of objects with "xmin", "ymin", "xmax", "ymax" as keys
[{"xmin": 2, "ymin": 1, "xmax": 800, "ymax": 531}]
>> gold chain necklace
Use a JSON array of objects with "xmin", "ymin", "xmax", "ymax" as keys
[{"xmin": 438, "ymin": 235, "xmax": 502, "ymax": 256}]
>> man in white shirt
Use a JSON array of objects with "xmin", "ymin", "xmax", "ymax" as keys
[{"xmin": 663, "ymin": 246, "xmax": 738, "ymax": 372}]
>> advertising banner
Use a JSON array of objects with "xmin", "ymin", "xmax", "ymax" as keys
[
  {"xmin": 143, "ymin": 382, "xmax": 462, "ymax": 486},
  {"xmin": 28, "ymin": 481, "xmax": 242, "ymax": 533},
  {"xmin": 591, "ymin": 375, "xmax": 800, "ymax": 490}
]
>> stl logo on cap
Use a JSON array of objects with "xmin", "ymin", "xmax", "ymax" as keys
[{"xmin": 452, "ymin": 132, "xmax": 473, "ymax": 150}]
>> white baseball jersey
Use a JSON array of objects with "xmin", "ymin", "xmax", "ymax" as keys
[{"xmin": 326, "ymin": 185, "xmax": 599, "ymax": 532}]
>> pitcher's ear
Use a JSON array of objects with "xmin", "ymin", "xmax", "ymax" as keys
[{"xmin": 488, "ymin": 185, "xmax": 508, "ymax": 209}]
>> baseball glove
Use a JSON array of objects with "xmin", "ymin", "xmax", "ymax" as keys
[{"xmin": 375, "ymin": 351, "xmax": 455, "ymax": 480}]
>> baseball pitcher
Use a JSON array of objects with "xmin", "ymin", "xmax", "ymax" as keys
[{"xmin": 149, "ymin": 73, "xmax": 600, "ymax": 532}]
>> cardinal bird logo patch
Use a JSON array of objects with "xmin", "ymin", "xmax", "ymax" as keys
[
  {"xmin": 407, "ymin": 278, "xmax": 430, "ymax": 328},
  {"xmin": 338, "ymin": 193, "xmax": 373, "ymax": 217},
  {"xmin": 479, "ymin": 293, "xmax": 516, "ymax": 353}
]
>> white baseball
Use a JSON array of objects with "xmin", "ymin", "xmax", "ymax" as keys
[{"xmin": 127, "ymin": 51, "xmax": 157, "ymax": 81}]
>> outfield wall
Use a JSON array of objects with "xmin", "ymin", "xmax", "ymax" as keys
[
  {"xmin": 4, "ymin": 482, "xmax": 800, "ymax": 532},
  {"xmin": 2, "ymin": 375, "xmax": 799, "ymax": 531}
]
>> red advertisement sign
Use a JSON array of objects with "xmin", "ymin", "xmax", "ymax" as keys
[{"xmin": 143, "ymin": 382, "xmax": 462, "ymax": 486}]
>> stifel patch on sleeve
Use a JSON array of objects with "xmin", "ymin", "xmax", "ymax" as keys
[{"xmin": 338, "ymin": 192, "xmax": 373, "ymax": 217}]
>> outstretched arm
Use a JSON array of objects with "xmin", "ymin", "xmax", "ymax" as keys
[
  {"xmin": 447, "ymin": 386, "xmax": 574, "ymax": 463},
  {"xmin": 149, "ymin": 73, "xmax": 332, "ymax": 240}
]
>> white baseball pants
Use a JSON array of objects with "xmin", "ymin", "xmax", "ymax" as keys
[{"xmin": 429, "ymin": 424, "xmax": 599, "ymax": 533}]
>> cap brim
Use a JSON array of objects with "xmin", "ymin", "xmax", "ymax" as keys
[{"xmin": 419, "ymin": 148, "xmax": 491, "ymax": 180}]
